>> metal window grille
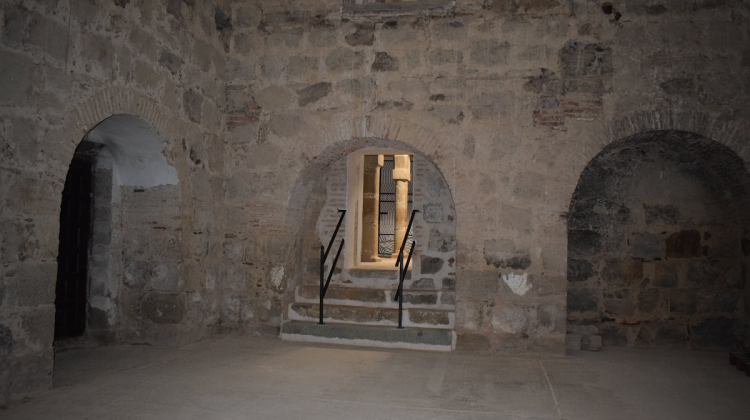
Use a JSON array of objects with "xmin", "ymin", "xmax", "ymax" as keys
[{"xmin": 377, "ymin": 156, "xmax": 413, "ymax": 255}]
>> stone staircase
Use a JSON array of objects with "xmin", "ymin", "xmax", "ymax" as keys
[{"xmin": 281, "ymin": 268, "xmax": 456, "ymax": 351}]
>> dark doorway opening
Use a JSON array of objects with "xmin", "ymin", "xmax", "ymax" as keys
[{"xmin": 55, "ymin": 155, "xmax": 93, "ymax": 340}]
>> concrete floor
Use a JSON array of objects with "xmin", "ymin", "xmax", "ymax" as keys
[{"xmin": 4, "ymin": 336, "xmax": 750, "ymax": 420}]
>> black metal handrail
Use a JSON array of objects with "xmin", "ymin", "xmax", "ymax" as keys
[
  {"xmin": 319, "ymin": 209, "xmax": 346, "ymax": 325},
  {"xmin": 394, "ymin": 209, "xmax": 421, "ymax": 329}
]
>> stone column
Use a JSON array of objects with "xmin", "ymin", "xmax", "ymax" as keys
[
  {"xmin": 392, "ymin": 155, "xmax": 411, "ymax": 258},
  {"xmin": 361, "ymin": 155, "xmax": 383, "ymax": 263}
]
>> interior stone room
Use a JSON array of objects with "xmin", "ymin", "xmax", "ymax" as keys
[{"xmin": 1, "ymin": 0, "xmax": 749, "ymax": 418}]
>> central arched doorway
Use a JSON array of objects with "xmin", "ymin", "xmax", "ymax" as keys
[{"xmin": 280, "ymin": 139, "xmax": 457, "ymax": 350}]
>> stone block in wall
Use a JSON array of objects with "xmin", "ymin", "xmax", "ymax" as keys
[
  {"xmin": 456, "ymin": 333, "xmax": 490, "ymax": 351},
  {"xmin": 183, "ymin": 89, "xmax": 204, "ymax": 123},
  {"xmin": 599, "ymin": 324, "xmax": 628, "ymax": 346},
  {"xmin": 337, "ymin": 77, "xmax": 375, "ymax": 100},
  {"xmin": 149, "ymin": 263, "xmax": 181, "ymax": 293},
  {"xmin": 287, "ymin": 56, "xmax": 319, "ymax": 78},
  {"xmin": 409, "ymin": 309, "xmax": 449, "ymax": 325},
  {"xmin": 665, "ymin": 230, "xmax": 701, "ymax": 258},
  {"xmin": 420, "ymin": 256, "xmax": 444, "ymax": 274},
  {"xmin": 470, "ymin": 40, "xmax": 510, "ymax": 66},
  {"xmin": 686, "ymin": 259, "xmax": 721, "ymax": 287},
  {"xmin": 603, "ymin": 289, "xmax": 634, "ymax": 317},
  {"xmin": 714, "ymin": 290, "xmax": 739, "ymax": 313},
  {"xmin": 566, "ymin": 334, "xmax": 581, "ymax": 350},
  {"xmin": 372, "ymin": 52, "xmax": 399, "ymax": 72},
  {"xmin": 581, "ymin": 335, "xmax": 602, "ymax": 351},
  {"xmin": 654, "ymin": 322, "xmax": 688, "ymax": 347},
  {"xmin": 21, "ymin": 305, "xmax": 54, "ymax": 347},
  {"xmin": 411, "ymin": 278, "xmax": 435, "ymax": 289},
  {"xmin": 669, "ymin": 289, "xmax": 698, "ymax": 315},
  {"xmin": 567, "ymin": 288, "xmax": 598, "ymax": 313},
  {"xmin": 637, "ymin": 288, "xmax": 661, "ymax": 314},
  {"xmin": 142, "ymin": 293, "xmax": 184, "ymax": 324},
  {"xmin": 458, "ymin": 271, "xmax": 497, "ymax": 298},
  {"xmin": 691, "ymin": 317, "xmax": 737, "ymax": 349},
  {"xmin": 17, "ymin": 262, "xmax": 56, "ymax": 307},
  {"xmin": 326, "ymin": 47, "xmax": 364, "ymax": 72},
  {"xmin": 601, "ymin": 259, "xmax": 643, "ymax": 288},
  {"xmin": 27, "ymin": 12, "xmax": 67, "ymax": 62},
  {"xmin": 344, "ymin": 24, "xmax": 375, "ymax": 47},
  {"xmin": 468, "ymin": 92, "xmax": 512, "ymax": 119},
  {"xmin": 442, "ymin": 277, "xmax": 455, "ymax": 291},
  {"xmin": 567, "ymin": 259, "xmax": 594, "ymax": 283},
  {"xmin": 422, "ymin": 203, "xmax": 443, "ymax": 223},
  {"xmin": 428, "ymin": 229, "xmax": 456, "ymax": 252},
  {"xmin": 644, "ymin": 204, "xmax": 681, "ymax": 226},
  {"xmin": 568, "ymin": 230, "xmax": 603, "ymax": 258},
  {"xmin": 159, "ymin": 50, "xmax": 184, "ymax": 75},
  {"xmin": 253, "ymin": 85, "xmax": 293, "ymax": 110},
  {"xmin": 0, "ymin": 323, "xmax": 11, "ymax": 358},
  {"xmin": 560, "ymin": 41, "xmax": 613, "ymax": 77},
  {"xmin": 653, "ymin": 263, "xmax": 678, "ymax": 288},
  {"xmin": 8, "ymin": 350, "xmax": 53, "ymax": 397},
  {"xmin": 0, "ymin": 51, "xmax": 33, "ymax": 106},
  {"xmin": 82, "ymin": 32, "xmax": 115, "ymax": 72},
  {"xmin": 483, "ymin": 239, "xmax": 531, "ymax": 270},
  {"xmin": 441, "ymin": 292, "xmax": 456, "ymax": 305},
  {"xmin": 297, "ymin": 82, "xmax": 332, "ymax": 107},
  {"xmin": 630, "ymin": 233, "xmax": 664, "ymax": 260}
]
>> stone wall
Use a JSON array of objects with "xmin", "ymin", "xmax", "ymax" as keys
[
  {"xmin": 0, "ymin": 0, "xmax": 228, "ymax": 403},
  {"xmin": 567, "ymin": 132, "xmax": 750, "ymax": 349},
  {"xmin": 2, "ymin": 0, "xmax": 750, "ymax": 405}
]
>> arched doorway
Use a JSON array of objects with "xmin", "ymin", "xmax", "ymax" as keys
[
  {"xmin": 281, "ymin": 140, "xmax": 457, "ymax": 350},
  {"xmin": 54, "ymin": 114, "xmax": 180, "ymax": 345},
  {"xmin": 567, "ymin": 131, "xmax": 750, "ymax": 349}
]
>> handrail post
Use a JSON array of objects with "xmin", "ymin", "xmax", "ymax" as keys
[
  {"xmin": 397, "ymin": 240, "xmax": 416, "ymax": 329},
  {"xmin": 319, "ymin": 209, "xmax": 346, "ymax": 326},
  {"xmin": 318, "ymin": 245, "xmax": 324, "ymax": 325},
  {"xmin": 395, "ymin": 209, "xmax": 421, "ymax": 269}
]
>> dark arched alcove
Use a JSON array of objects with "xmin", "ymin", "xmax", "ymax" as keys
[{"xmin": 567, "ymin": 131, "xmax": 750, "ymax": 349}]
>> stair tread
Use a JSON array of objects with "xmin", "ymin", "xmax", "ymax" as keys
[
  {"xmin": 291, "ymin": 302, "xmax": 454, "ymax": 312},
  {"xmin": 298, "ymin": 284, "xmax": 444, "ymax": 292},
  {"xmin": 280, "ymin": 320, "xmax": 453, "ymax": 350}
]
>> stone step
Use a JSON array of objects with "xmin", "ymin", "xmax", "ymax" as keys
[
  {"xmin": 302, "ymin": 269, "xmax": 440, "ymax": 290},
  {"xmin": 280, "ymin": 320, "xmax": 454, "ymax": 351},
  {"xmin": 295, "ymin": 285, "xmax": 455, "ymax": 309},
  {"xmin": 288, "ymin": 302, "xmax": 454, "ymax": 329}
]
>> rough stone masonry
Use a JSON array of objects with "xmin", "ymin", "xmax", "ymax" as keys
[{"xmin": 1, "ymin": 0, "xmax": 749, "ymax": 405}]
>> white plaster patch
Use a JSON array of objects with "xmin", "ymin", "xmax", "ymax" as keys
[
  {"xmin": 271, "ymin": 266, "xmax": 284, "ymax": 288},
  {"xmin": 502, "ymin": 272, "xmax": 531, "ymax": 295}
]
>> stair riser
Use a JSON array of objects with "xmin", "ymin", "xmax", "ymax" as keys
[
  {"xmin": 295, "ymin": 287, "xmax": 455, "ymax": 310},
  {"xmin": 288, "ymin": 303, "xmax": 455, "ymax": 329},
  {"xmin": 280, "ymin": 321, "xmax": 455, "ymax": 351},
  {"xmin": 280, "ymin": 333, "xmax": 453, "ymax": 351}
]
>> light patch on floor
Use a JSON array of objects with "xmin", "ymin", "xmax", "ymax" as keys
[{"xmin": 4, "ymin": 336, "xmax": 750, "ymax": 420}]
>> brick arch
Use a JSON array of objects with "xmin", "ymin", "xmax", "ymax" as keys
[
  {"xmin": 586, "ymin": 110, "xmax": 750, "ymax": 168},
  {"xmin": 282, "ymin": 116, "xmax": 459, "ymax": 308},
  {"xmin": 43, "ymin": 86, "xmax": 181, "ymax": 193},
  {"xmin": 561, "ymin": 110, "xmax": 750, "ymax": 212},
  {"xmin": 285, "ymin": 114, "xmax": 459, "ymax": 233}
]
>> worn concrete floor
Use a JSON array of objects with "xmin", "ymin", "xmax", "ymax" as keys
[{"xmin": 4, "ymin": 335, "xmax": 750, "ymax": 420}]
